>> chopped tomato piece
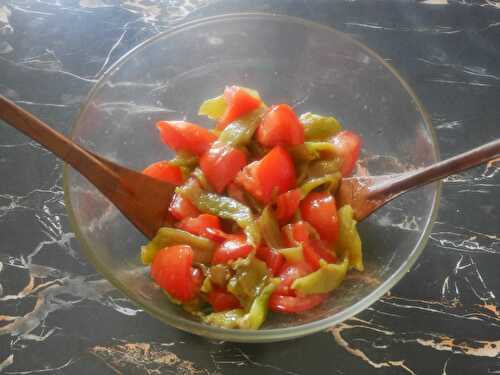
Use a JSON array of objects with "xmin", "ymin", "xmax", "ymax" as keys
[
  {"xmin": 281, "ymin": 221, "xmax": 335, "ymax": 270},
  {"xmin": 256, "ymin": 245, "xmax": 285, "ymax": 276},
  {"xmin": 274, "ymin": 261, "xmax": 313, "ymax": 296},
  {"xmin": 300, "ymin": 192, "xmax": 339, "ymax": 243},
  {"xmin": 151, "ymin": 245, "xmax": 198, "ymax": 301},
  {"xmin": 203, "ymin": 228, "xmax": 235, "ymax": 243},
  {"xmin": 268, "ymin": 293, "xmax": 327, "ymax": 313},
  {"xmin": 257, "ymin": 104, "xmax": 304, "ymax": 146},
  {"xmin": 200, "ymin": 144, "xmax": 247, "ymax": 193},
  {"xmin": 217, "ymin": 85, "xmax": 261, "ymax": 129},
  {"xmin": 143, "ymin": 161, "xmax": 184, "ymax": 185},
  {"xmin": 169, "ymin": 192, "xmax": 199, "ymax": 220},
  {"xmin": 208, "ymin": 288, "xmax": 241, "ymax": 312},
  {"xmin": 236, "ymin": 146, "xmax": 295, "ymax": 204},
  {"xmin": 302, "ymin": 243, "xmax": 322, "ymax": 270},
  {"xmin": 310, "ymin": 239, "xmax": 337, "ymax": 264},
  {"xmin": 282, "ymin": 221, "xmax": 313, "ymax": 246},
  {"xmin": 227, "ymin": 182, "xmax": 247, "ymax": 204},
  {"xmin": 330, "ymin": 130, "xmax": 361, "ymax": 176},
  {"xmin": 190, "ymin": 267, "xmax": 203, "ymax": 296},
  {"xmin": 212, "ymin": 236, "xmax": 253, "ymax": 264},
  {"xmin": 275, "ymin": 189, "xmax": 301, "ymax": 224},
  {"xmin": 156, "ymin": 121, "xmax": 217, "ymax": 156},
  {"xmin": 177, "ymin": 214, "xmax": 221, "ymax": 237}
]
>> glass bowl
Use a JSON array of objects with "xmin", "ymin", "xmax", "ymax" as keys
[{"xmin": 64, "ymin": 13, "xmax": 440, "ymax": 342}]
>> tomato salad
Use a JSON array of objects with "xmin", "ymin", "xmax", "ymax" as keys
[{"xmin": 140, "ymin": 86, "xmax": 363, "ymax": 330}]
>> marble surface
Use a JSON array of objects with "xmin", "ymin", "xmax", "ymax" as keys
[{"xmin": 1, "ymin": 0, "xmax": 499, "ymax": 373}]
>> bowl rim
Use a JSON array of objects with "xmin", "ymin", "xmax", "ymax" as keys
[{"xmin": 63, "ymin": 12, "xmax": 441, "ymax": 342}]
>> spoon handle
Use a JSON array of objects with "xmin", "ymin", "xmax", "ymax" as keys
[
  {"xmin": 367, "ymin": 138, "xmax": 500, "ymax": 199},
  {"xmin": 0, "ymin": 95, "xmax": 121, "ymax": 192}
]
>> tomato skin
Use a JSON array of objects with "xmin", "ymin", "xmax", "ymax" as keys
[
  {"xmin": 302, "ymin": 243, "xmax": 322, "ymax": 270},
  {"xmin": 227, "ymin": 183, "xmax": 247, "ymax": 204},
  {"xmin": 212, "ymin": 236, "xmax": 253, "ymax": 264},
  {"xmin": 151, "ymin": 245, "xmax": 197, "ymax": 302},
  {"xmin": 257, "ymin": 104, "xmax": 304, "ymax": 146},
  {"xmin": 282, "ymin": 221, "xmax": 312, "ymax": 246},
  {"xmin": 256, "ymin": 245, "xmax": 285, "ymax": 276},
  {"xmin": 330, "ymin": 130, "xmax": 361, "ymax": 176},
  {"xmin": 200, "ymin": 144, "xmax": 247, "ymax": 193},
  {"xmin": 281, "ymin": 221, "xmax": 336, "ymax": 270},
  {"xmin": 207, "ymin": 288, "xmax": 241, "ymax": 312},
  {"xmin": 190, "ymin": 267, "xmax": 203, "ymax": 296},
  {"xmin": 300, "ymin": 192, "xmax": 339, "ymax": 243},
  {"xmin": 275, "ymin": 189, "xmax": 301, "ymax": 224},
  {"xmin": 274, "ymin": 261, "xmax": 313, "ymax": 296},
  {"xmin": 203, "ymin": 228, "xmax": 235, "ymax": 243},
  {"xmin": 169, "ymin": 192, "xmax": 200, "ymax": 220},
  {"xmin": 143, "ymin": 161, "xmax": 184, "ymax": 185},
  {"xmin": 177, "ymin": 214, "xmax": 221, "ymax": 237},
  {"xmin": 236, "ymin": 146, "xmax": 296, "ymax": 204},
  {"xmin": 156, "ymin": 121, "xmax": 216, "ymax": 156},
  {"xmin": 310, "ymin": 239, "xmax": 337, "ymax": 264},
  {"xmin": 218, "ymin": 86, "xmax": 261, "ymax": 130},
  {"xmin": 268, "ymin": 293, "xmax": 327, "ymax": 313}
]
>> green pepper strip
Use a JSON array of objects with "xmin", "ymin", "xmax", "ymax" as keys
[
  {"xmin": 140, "ymin": 227, "xmax": 215, "ymax": 265},
  {"xmin": 168, "ymin": 152, "xmax": 199, "ymax": 179},
  {"xmin": 237, "ymin": 279, "xmax": 279, "ymax": 330},
  {"xmin": 292, "ymin": 257, "xmax": 349, "ymax": 295},
  {"xmin": 279, "ymin": 246, "xmax": 304, "ymax": 263},
  {"xmin": 308, "ymin": 159, "xmax": 343, "ymax": 177},
  {"xmin": 169, "ymin": 151, "xmax": 198, "ymax": 168},
  {"xmin": 337, "ymin": 205, "xmax": 364, "ymax": 271},
  {"xmin": 198, "ymin": 87, "xmax": 262, "ymax": 120},
  {"xmin": 288, "ymin": 142, "xmax": 337, "ymax": 163},
  {"xmin": 198, "ymin": 95, "xmax": 226, "ymax": 120},
  {"xmin": 299, "ymin": 172, "xmax": 342, "ymax": 198},
  {"xmin": 257, "ymin": 206, "xmax": 282, "ymax": 249},
  {"xmin": 299, "ymin": 112, "xmax": 342, "ymax": 141},
  {"xmin": 203, "ymin": 309, "xmax": 245, "ymax": 329},
  {"xmin": 178, "ymin": 183, "xmax": 260, "ymax": 247},
  {"xmin": 191, "ymin": 167, "xmax": 211, "ymax": 191},
  {"xmin": 218, "ymin": 107, "xmax": 267, "ymax": 147},
  {"xmin": 227, "ymin": 256, "xmax": 269, "ymax": 308}
]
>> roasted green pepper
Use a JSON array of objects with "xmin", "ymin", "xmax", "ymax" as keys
[
  {"xmin": 203, "ymin": 309, "xmax": 245, "ymax": 329},
  {"xmin": 292, "ymin": 258, "xmax": 348, "ymax": 294},
  {"xmin": 140, "ymin": 227, "xmax": 215, "ymax": 265},
  {"xmin": 169, "ymin": 151, "xmax": 198, "ymax": 168},
  {"xmin": 257, "ymin": 206, "xmax": 282, "ymax": 249},
  {"xmin": 300, "ymin": 173, "xmax": 342, "ymax": 198},
  {"xmin": 279, "ymin": 246, "xmax": 304, "ymax": 263},
  {"xmin": 288, "ymin": 142, "xmax": 336, "ymax": 163},
  {"xmin": 308, "ymin": 159, "xmax": 343, "ymax": 178},
  {"xmin": 237, "ymin": 279, "xmax": 279, "ymax": 330},
  {"xmin": 209, "ymin": 264, "xmax": 230, "ymax": 288},
  {"xmin": 337, "ymin": 205, "xmax": 364, "ymax": 271},
  {"xmin": 198, "ymin": 88, "xmax": 262, "ymax": 120},
  {"xmin": 178, "ymin": 183, "xmax": 260, "ymax": 247},
  {"xmin": 300, "ymin": 112, "xmax": 342, "ymax": 141},
  {"xmin": 227, "ymin": 256, "xmax": 269, "ymax": 308},
  {"xmin": 191, "ymin": 167, "xmax": 211, "ymax": 191},
  {"xmin": 198, "ymin": 95, "xmax": 226, "ymax": 120},
  {"xmin": 203, "ymin": 279, "xmax": 278, "ymax": 330},
  {"xmin": 218, "ymin": 107, "xmax": 267, "ymax": 147}
]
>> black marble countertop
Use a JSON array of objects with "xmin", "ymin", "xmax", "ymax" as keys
[{"xmin": 1, "ymin": 0, "xmax": 499, "ymax": 374}]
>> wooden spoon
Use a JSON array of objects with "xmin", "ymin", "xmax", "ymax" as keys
[
  {"xmin": 1, "ymin": 95, "xmax": 499, "ymax": 236},
  {"xmin": 0, "ymin": 95, "xmax": 175, "ymax": 239},
  {"xmin": 337, "ymin": 138, "xmax": 500, "ymax": 221}
]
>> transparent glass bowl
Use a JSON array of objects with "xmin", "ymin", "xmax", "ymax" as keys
[{"xmin": 64, "ymin": 13, "xmax": 440, "ymax": 342}]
